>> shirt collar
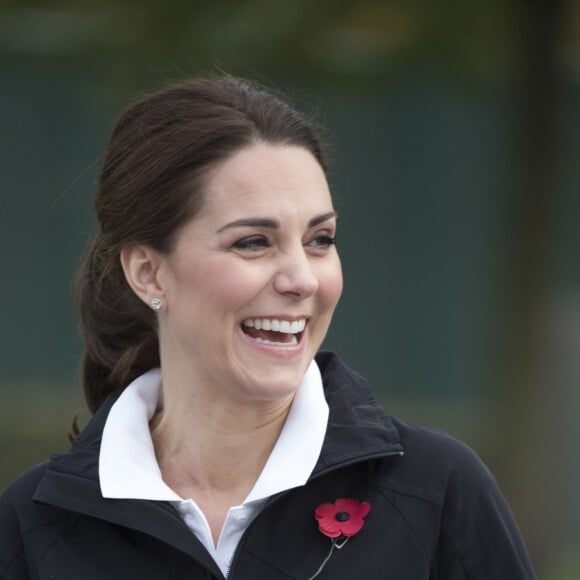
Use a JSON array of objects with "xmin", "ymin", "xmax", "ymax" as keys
[{"xmin": 99, "ymin": 360, "xmax": 329, "ymax": 503}]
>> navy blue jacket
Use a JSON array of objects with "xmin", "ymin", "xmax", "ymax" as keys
[{"xmin": 0, "ymin": 351, "xmax": 536, "ymax": 579}]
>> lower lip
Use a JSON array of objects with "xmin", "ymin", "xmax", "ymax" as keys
[{"xmin": 239, "ymin": 327, "xmax": 306, "ymax": 358}]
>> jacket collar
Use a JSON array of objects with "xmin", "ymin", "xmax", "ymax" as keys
[
  {"xmin": 313, "ymin": 351, "xmax": 403, "ymax": 478},
  {"xmin": 32, "ymin": 351, "xmax": 402, "ymax": 573}
]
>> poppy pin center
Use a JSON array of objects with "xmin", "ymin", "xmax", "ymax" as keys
[{"xmin": 335, "ymin": 511, "xmax": 350, "ymax": 522}]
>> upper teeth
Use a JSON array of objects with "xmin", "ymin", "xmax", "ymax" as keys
[{"xmin": 242, "ymin": 318, "xmax": 306, "ymax": 333}]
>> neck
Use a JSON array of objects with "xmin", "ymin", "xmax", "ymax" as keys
[
  {"xmin": 150, "ymin": 373, "xmax": 293, "ymax": 545},
  {"xmin": 149, "ymin": 368, "xmax": 294, "ymax": 497}
]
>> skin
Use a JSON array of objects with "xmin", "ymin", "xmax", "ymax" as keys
[{"xmin": 120, "ymin": 142, "xmax": 343, "ymax": 543}]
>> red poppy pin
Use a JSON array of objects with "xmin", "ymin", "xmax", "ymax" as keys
[{"xmin": 307, "ymin": 498, "xmax": 371, "ymax": 579}]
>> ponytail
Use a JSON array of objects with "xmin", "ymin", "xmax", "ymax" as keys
[{"xmin": 75, "ymin": 234, "xmax": 160, "ymax": 413}]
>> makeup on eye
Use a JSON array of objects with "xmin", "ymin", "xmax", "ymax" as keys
[
  {"xmin": 231, "ymin": 235, "xmax": 270, "ymax": 251},
  {"xmin": 307, "ymin": 233, "xmax": 336, "ymax": 249},
  {"xmin": 229, "ymin": 229, "xmax": 337, "ymax": 254}
]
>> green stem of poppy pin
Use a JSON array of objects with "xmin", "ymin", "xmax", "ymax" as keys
[{"xmin": 307, "ymin": 537, "xmax": 347, "ymax": 580}]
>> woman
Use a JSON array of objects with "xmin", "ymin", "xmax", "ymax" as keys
[{"xmin": 0, "ymin": 77, "xmax": 535, "ymax": 579}]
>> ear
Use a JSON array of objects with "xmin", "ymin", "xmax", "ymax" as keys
[{"xmin": 120, "ymin": 244, "xmax": 165, "ymax": 307}]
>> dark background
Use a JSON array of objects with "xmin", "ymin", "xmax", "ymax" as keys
[{"xmin": 1, "ymin": 1, "xmax": 579, "ymax": 577}]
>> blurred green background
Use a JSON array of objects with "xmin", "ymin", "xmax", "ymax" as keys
[{"xmin": 1, "ymin": 1, "xmax": 579, "ymax": 577}]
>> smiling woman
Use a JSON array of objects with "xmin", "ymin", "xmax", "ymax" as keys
[{"xmin": 0, "ymin": 77, "xmax": 536, "ymax": 579}]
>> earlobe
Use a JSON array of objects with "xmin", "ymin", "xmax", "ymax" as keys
[{"xmin": 120, "ymin": 245, "xmax": 164, "ymax": 306}]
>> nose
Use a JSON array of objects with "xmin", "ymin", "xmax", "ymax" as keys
[{"xmin": 274, "ymin": 247, "xmax": 319, "ymax": 299}]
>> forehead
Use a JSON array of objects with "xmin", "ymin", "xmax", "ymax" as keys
[{"xmin": 196, "ymin": 142, "xmax": 333, "ymax": 221}]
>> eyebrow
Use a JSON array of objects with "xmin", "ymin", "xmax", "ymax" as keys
[{"xmin": 217, "ymin": 211, "xmax": 337, "ymax": 233}]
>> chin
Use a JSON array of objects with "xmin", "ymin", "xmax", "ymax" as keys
[
  {"xmin": 238, "ymin": 369, "xmax": 305, "ymax": 403},
  {"xmin": 232, "ymin": 340, "xmax": 318, "ymax": 400}
]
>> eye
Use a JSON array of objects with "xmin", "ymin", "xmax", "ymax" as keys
[
  {"xmin": 307, "ymin": 233, "xmax": 336, "ymax": 249},
  {"xmin": 231, "ymin": 235, "xmax": 270, "ymax": 251}
]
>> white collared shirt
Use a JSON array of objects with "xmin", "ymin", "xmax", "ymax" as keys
[{"xmin": 99, "ymin": 360, "xmax": 329, "ymax": 576}]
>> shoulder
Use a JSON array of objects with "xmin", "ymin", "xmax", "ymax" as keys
[
  {"xmin": 378, "ymin": 420, "xmax": 535, "ymax": 577},
  {"xmin": 1, "ymin": 462, "xmax": 77, "ymax": 576},
  {"xmin": 0, "ymin": 463, "xmax": 49, "ymax": 577},
  {"xmin": 362, "ymin": 419, "xmax": 535, "ymax": 577},
  {"xmin": 1, "ymin": 462, "xmax": 49, "ymax": 517},
  {"xmin": 393, "ymin": 418, "xmax": 495, "ymax": 493},
  {"xmin": 350, "ymin": 414, "xmax": 499, "ymax": 519},
  {"xmin": 0, "ymin": 461, "xmax": 71, "ymax": 536}
]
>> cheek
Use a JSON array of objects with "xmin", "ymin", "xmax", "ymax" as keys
[
  {"xmin": 178, "ymin": 258, "xmax": 267, "ymax": 308},
  {"xmin": 319, "ymin": 258, "xmax": 343, "ymax": 311}
]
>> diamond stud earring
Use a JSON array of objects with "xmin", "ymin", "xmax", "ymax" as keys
[{"xmin": 150, "ymin": 298, "xmax": 165, "ymax": 311}]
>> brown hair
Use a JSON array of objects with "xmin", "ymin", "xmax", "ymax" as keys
[{"xmin": 75, "ymin": 77, "xmax": 327, "ymax": 414}]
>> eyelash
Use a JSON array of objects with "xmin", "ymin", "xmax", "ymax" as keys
[
  {"xmin": 231, "ymin": 234, "xmax": 336, "ymax": 252},
  {"xmin": 309, "ymin": 234, "xmax": 337, "ymax": 248},
  {"xmin": 232, "ymin": 236, "xmax": 269, "ymax": 251}
]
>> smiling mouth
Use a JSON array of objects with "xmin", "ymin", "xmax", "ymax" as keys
[{"xmin": 241, "ymin": 318, "xmax": 307, "ymax": 346}]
